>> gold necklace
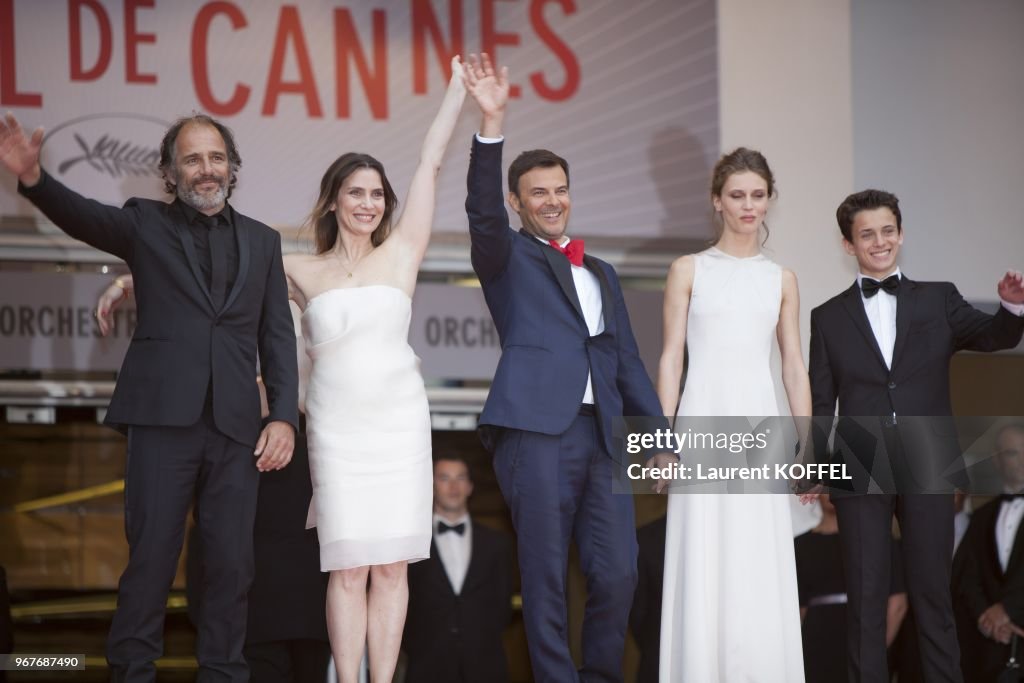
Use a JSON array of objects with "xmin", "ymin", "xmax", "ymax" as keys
[{"xmin": 337, "ymin": 248, "xmax": 370, "ymax": 278}]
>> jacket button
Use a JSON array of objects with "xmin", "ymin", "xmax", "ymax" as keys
[{"xmin": 887, "ymin": 381, "xmax": 896, "ymax": 389}]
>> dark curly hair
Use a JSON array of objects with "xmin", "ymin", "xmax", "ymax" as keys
[
  {"xmin": 158, "ymin": 114, "xmax": 242, "ymax": 196},
  {"xmin": 835, "ymin": 189, "xmax": 902, "ymax": 242}
]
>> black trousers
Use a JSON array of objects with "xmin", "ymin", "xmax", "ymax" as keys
[
  {"xmin": 833, "ymin": 493, "xmax": 961, "ymax": 683},
  {"xmin": 245, "ymin": 638, "xmax": 331, "ymax": 683},
  {"xmin": 106, "ymin": 405, "xmax": 258, "ymax": 683}
]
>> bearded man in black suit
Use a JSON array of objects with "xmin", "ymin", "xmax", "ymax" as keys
[{"xmin": 0, "ymin": 112, "xmax": 298, "ymax": 682}]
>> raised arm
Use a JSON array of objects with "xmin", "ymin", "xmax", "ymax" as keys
[
  {"xmin": 948, "ymin": 274, "xmax": 1024, "ymax": 352},
  {"xmin": 390, "ymin": 57, "xmax": 468, "ymax": 263},
  {"xmin": 0, "ymin": 111, "xmax": 43, "ymax": 187},
  {"xmin": 464, "ymin": 53, "xmax": 509, "ymax": 138},
  {"xmin": 657, "ymin": 256, "xmax": 693, "ymax": 417},
  {"xmin": 463, "ymin": 53, "xmax": 514, "ymax": 282},
  {"xmin": 2, "ymin": 112, "xmax": 136, "ymax": 259}
]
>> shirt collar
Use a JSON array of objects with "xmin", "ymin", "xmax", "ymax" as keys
[
  {"xmin": 433, "ymin": 512, "xmax": 471, "ymax": 528},
  {"xmin": 533, "ymin": 234, "xmax": 571, "ymax": 248},
  {"xmin": 177, "ymin": 198, "xmax": 234, "ymax": 227},
  {"xmin": 857, "ymin": 266, "xmax": 902, "ymax": 288}
]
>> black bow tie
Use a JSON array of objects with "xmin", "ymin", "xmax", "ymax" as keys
[
  {"xmin": 861, "ymin": 275, "xmax": 900, "ymax": 298},
  {"xmin": 437, "ymin": 521, "xmax": 466, "ymax": 535},
  {"xmin": 1001, "ymin": 493, "xmax": 1024, "ymax": 503}
]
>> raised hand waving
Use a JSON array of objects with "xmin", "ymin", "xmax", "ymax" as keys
[{"xmin": 0, "ymin": 112, "xmax": 43, "ymax": 185}]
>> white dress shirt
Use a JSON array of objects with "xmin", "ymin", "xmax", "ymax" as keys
[
  {"xmin": 857, "ymin": 268, "xmax": 901, "ymax": 369},
  {"xmin": 996, "ymin": 495, "xmax": 1024, "ymax": 571},
  {"xmin": 545, "ymin": 236, "xmax": 604, "ymax": 404},
  {"xmin": 953, "ymin": 505, "xmax": 972, "ymax": 554},
  {"xmin": 474, "ymin": 134, "xmax": 604, "ymax": 405},
  {"xmin": 433, "ymin": 513, "xmax": 472, "ymax": 594}
]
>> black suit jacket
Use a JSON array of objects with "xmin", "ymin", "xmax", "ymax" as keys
[
  {"xmin": 955, "ymin": 498, "xmax": 1024, "ymax": 681},
  {"xmin": 809, "ymin": 278, "xmax": 1024, "ymax": 492},
  {"xmin": 19, "ymin": 171, "xmax": 298, "ymax": 446},
  {"xmin": 403, "ymin": 521, "xmax": 514, "ymax": 683}
]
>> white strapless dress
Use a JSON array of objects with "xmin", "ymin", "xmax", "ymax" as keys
[
  {"xmin": 302, "ymin": 285, "xmax": 432, "ymax": 571},
  {"xmin": 660, "ymin": 248, "xmax": 804, "ymax": 682}
]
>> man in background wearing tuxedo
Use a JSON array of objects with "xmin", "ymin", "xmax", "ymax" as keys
[
  {"xmin": 956, "ymin": 424, "xmax": 1024, "ymax": 682},
  {"xmin": 404, "ymin": 456, "xmax": 513, "ymax": 683},
  {"xmin": 809, "ymin": 188, "xmax": 1024, "ymax": 682}
]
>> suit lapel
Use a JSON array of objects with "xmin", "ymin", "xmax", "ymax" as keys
[
  {"xmin": 460, "ymin": 525, "xmax": 483, "ymax": 594},
  {"xmin": 173, "ymin": 204, "xmax": 216, "ymax": 310},
  {"xmin": 583, "ymin": 254, "xmax": 616, "ymax": 336},
  {"xmin": 221, "ymin": 217, "xmax": 250, "ymax": 314},
  {"xmin": 840, "ymin": 283, "xmax": 888, "ymax": 371},
  {"xmin": 890, "ymin": 277, "xmax": 917, "ymax": 370},
  {"xmin": 523, "ymin": 229, "xmax": 586, "ymax": 326},
  {"xmin": 1004, "ymin": 503, "xmax": 1024, "ymax": 577},
  {"xmin": 985, "ymin": 505, "xmax": 1006, "ymax": 577},
  {"xmin": 428, "ymin": 538, "xmax": 458, "ymax": 597}
]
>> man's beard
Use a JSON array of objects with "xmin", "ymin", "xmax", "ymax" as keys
[{"xmin": 176, "ymin": 173, "xmax": 228, "ymax": 211}]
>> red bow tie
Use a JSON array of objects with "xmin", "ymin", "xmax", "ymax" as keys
[{"xmin": 548, "ymin": 239, "xmax": 585, "ymax": 267}]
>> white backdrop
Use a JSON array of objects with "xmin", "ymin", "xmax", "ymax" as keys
[{"xmin": 0, "ymin": 0, "xmax": 718, "ymax": 241}]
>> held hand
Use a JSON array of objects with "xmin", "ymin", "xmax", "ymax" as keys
[
  {"xmin": 0, "ymin": 112, "xmax": 43, "ymax": 185},
  {"xmin": 992, "ymin": 621, "xmax": 1024, "ymax": 645},
  {"xmin": 463, "ymin": 53, "xmax": 510, "ymax": 117},
  {"xmin": 797, "ymin": 484, "xmax": 824, "ymax": 505},
  {"xmin": 997, "ymin": 270, "xmax": 1024, "ymax": 305},
  {"xmin": 95, "ymin": 276, "xmax": 131, "ymax": 336},
  {"xmin": 254, "ymin": 420, "xmax": 295, "ymax": 472},
  {"xmin": 978, "ymin": 603, "xmax": 1012, "ymax": 640},
  {"xmin": 646, "ymin": 452, "xmax": 679, "ymax": 494}
]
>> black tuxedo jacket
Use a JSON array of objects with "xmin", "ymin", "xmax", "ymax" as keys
[
  {"xmin": 403, "ymin": 521, "xmax": 514, "ymax": 683},
  {"xmin": 809, "ymin": 278, "xmax": 1024, "ymax": 492},
  {"xmin": 955, "ymin": 498, "xmax": 1024, "ymax": 681},
  {"xmin": 20, "ymin": 171, "xmax": 298, "ymax": 446}
]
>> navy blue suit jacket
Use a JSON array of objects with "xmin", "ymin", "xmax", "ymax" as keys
[{"xmin": 465, "ymin": 137, "xmax": 663, "ymax": 456}]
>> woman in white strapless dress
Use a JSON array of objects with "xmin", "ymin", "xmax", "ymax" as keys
[
  {"xmin": 282, "ymin": 58, "xmax": 467, "ymax": 683},
  {"xmin": 655, "ymin": 148, "xmax": 813, "ymax": 682}
]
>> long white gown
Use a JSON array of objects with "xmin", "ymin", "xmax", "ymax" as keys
[
  {"xmin": 302, "ymin": 285, "xmax": 432, "ymax": 571},
  {"xmin": 659, "ymin": 247, "xmax": 804, "ymax": 682}
]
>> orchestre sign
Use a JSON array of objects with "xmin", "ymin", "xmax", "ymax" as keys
[{"xmin": 0, "ymin": 272, "xmax": 664, "ymax": 378}]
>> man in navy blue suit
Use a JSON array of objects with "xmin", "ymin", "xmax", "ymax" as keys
[{"xmin": 462, "ymin": 54, "xmax": 673, "ymax": 683}]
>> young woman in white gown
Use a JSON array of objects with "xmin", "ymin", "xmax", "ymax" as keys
[
  {"xmin": 282, "ymin": 59, "xmax": 467, "ymax": 683},
  {"xmin": 656, "ymin": 148, "xmax": 812, "ymax": 682}
]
